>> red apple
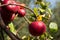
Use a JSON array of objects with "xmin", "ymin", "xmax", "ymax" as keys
[
  {"xmin": 1, "ymin": 0, "xmax": 9, "ymax": 4},
  {"xmin": 18, "ymin": 8, "xmax": 26, "ymax": 17},
  {"xmin": 29, "ymin": 21, "xmax": 46, "ymax": 36},
  {"xmin": 0, "ymin": 7, "xmax": 2, "ymax": 12},
  {"xmin": 16, "ymin": 2, "xmax": 26, "ymax": 17},
  {"xmin": 1, "ymin": 0, "xmax": 18, "ymax": 12},
  {"xmin": 1, "ymin": 8, "xmax": 16, "ymax": 25}
]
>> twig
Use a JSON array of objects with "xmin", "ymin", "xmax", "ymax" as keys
[
  {"xmin": 16, "ymin": 23, "xmax": 26, "ymax": 35},
  {"xmin": 24, "ymin": 16, "xmax": 31, "ymax": 24},
  {"xmin": 0, "ymin": 27, "xmax": 4, "ymax": 40},
  {"xmin": 1, "ymin": 27, "xmax": 4, "ymax": 40}
]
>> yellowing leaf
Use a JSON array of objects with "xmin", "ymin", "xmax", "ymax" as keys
[{"xmin": 36, "ymin": 15, "xmax": 42, "ymax": 21}]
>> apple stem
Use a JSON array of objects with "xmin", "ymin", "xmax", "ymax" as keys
[
  {"xmin": 0, "ymin": 4, "xmax": 37, "ymax": 18},
  {"xmin": 24, "ymin": 16, "xmax": 31, "ymax": 24}
]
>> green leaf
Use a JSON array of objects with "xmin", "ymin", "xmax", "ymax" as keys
[
  {"xmin": 22, "ymin": 36, "xmax": 27, "ymax": 39},
  {"xmin": 38, "ymin": 8, "xmax": 45, "ymax": 13},
  {"xmin": 49, "ymin": 35, "xmax": 53, "ymax": 39},
  {"xmin": 41, "ymin": 34, "xmax": 45, "ymax": 38},
  {"xmin": 46, "ymin": 2, "xmax": 50, "ymax": 7},
  {"xmin": 9, "ymin": 22, "xmax": 16, "ymax": 34},
  {"xmin": 40, "ymin": 2, "xmax": 47, "ymax": 9},
  {"xmin": 40, "ymin": 2, "xmax": 45, "ymax": 6},
  {"xmin": 33, "ymin": 8, "xmax": 39, "ymax": 16},
  {"xmin": 47, "ymin": 8, "xmax": 52, "ymax": 15},
  {"xmin": 49, "ymin": 22, "xmax": 58, "ymax": 32}
]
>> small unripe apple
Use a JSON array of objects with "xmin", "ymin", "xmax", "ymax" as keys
[
  {"xmin": 29, "ymin": 21, "xmax": 46, "ymax": 36},
  {"xmin": 18, "ymin": 8, "xmax": 26, "ymax": 17},
  {"xmin": 1, "ymin": 0, "xmax": 18, "ymax": 12}
]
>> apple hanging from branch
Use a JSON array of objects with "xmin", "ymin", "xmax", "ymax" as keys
[{"xmin": 29, "ymin": 21, "xmax": 46, "ymax": 36}]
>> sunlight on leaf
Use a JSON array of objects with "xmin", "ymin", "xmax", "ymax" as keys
[
  {"xmin": 33, "ymin": 8, "xmax": 39, "ymax": 16},
  {"xmin": 38, "ymin": 8, "xmax": 45, "ymax": 13},
  {"xmin": 9, "ymin": 22, "xmax": 16, "ymax": 35}
]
